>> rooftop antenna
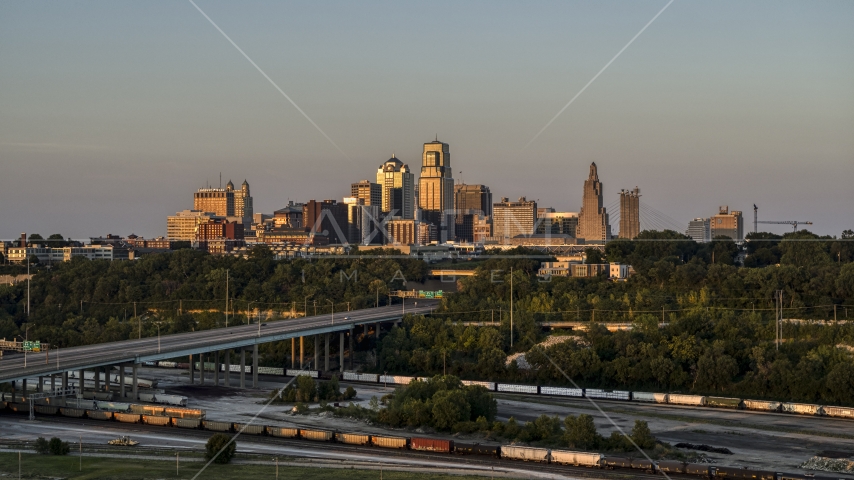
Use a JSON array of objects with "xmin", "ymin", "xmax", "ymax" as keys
[
  {"xmin": 435, "ymin": 134, "xmax": 438, "ymax": 142},
  {"xmin": 219, "ymin": 172, "xmax": 221, "ymax": 189}
]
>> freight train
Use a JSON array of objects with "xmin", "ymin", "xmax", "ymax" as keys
[{"xmin": 0, "ymin": 401, "xmax": 845, "ymax": 480}]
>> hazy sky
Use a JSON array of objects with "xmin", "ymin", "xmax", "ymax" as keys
[{"xmin": 2, "ymin": 0, "xmax": 852, "ymax": 239}]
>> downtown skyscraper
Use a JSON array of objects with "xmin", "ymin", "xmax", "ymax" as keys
[
  {"xmin": 376, "ymin": 155, "xmax": 415, "ymax": 220},
  {"xmin": 418, "ymin": 138, "xmax": 455, "ymax": 242},
  {"xmin": 577, "ymin": 162, "xmax": 612, "ymax": 243},
  {"xmin": 619, "ymin": 187, "xmax": 640, "ymax": 239}
]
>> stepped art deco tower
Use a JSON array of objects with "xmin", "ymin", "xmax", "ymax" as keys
[
  {"xmin": 418, "ymin": 138, "xmax": 455, "ymax": 242},
  {"xmin": 577, "ymin": 162, "xmax": 612, "ymax": 243}
]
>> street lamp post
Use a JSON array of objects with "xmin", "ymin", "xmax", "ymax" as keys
[
  {"xmin": 328, "ymin": 300, "xmax": 334, "ymax": 325},
  {"xmin": 304, "ymin": 295, "xmax": 311, "ymax": 318}
]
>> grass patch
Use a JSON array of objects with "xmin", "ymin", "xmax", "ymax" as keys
[{"xmin": 0, "ymin": 452, "xmax": 489, "ymax": 480}]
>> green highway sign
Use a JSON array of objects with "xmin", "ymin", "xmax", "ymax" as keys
[{"xmin": 23, "ymin": 341, "xmax": 41, "ymax": 352}]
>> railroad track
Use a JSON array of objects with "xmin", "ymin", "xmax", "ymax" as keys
[{"xmin": 0, "ymin": 413, "xmax": 683, "ymax": 480}]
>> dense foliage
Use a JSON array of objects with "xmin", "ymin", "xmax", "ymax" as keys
[
  {"xmin": 205, "ymin": 433, "xmax": 236, "ymax": 464},
  {"xmin": 377, "ymin": 375, "xmax": 497, "ymax": 431},
  {"xmin": 270, "ymin": 375, "xmax": 355, "ymax": 404}
]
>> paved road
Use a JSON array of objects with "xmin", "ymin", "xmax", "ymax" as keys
[{"xmin": 0, "ymin": 300, "xmax": 439, "ymax": 383}]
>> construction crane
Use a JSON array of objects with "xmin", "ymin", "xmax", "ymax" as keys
[{"xmin": 753, "ymin": 205, "xmax": 813, "ymax": 233}]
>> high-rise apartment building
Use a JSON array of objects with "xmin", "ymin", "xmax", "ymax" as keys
[
  {"xmin": 419, "ymin": 139, "xmax": 455, "ymax": 242},
  {"xmin": 376, "ymin": 155, "xmax": 415, "ymax": 219},
  {"xmin": 493, "ymin": 197, "xmax": 537, "ymax": 242},
  {"xmin": 687, "ymin": 218, "xmax": 711, "ymax": 243},
  {"xmin": 577, "ymin": 163, "xmax": 611, "ymax": 243},
  {"xmin": 351, "ymin": 180, "xmax": 382, "ymax": 207},
  {"xmin": 194, "ymin": 188, "xmax": 234, "ymax": 217},
  {"xmin": 386, "ymin": 219, "xmax": 418, "ymax": 246},
  {"xmin": 711, "ymin": 206, "xmax": 743, "ymax": 241},
  {"xmin": 454, "ymin": 184, "xmax": 492, "ymax": 217},
  {"xmin": 167, "ymin": 210, "xmax": 222, "ymax": 241},
  {"xmin": 619, "ymin": 187, "xmax": 640, "ymax": 239},
  {"xmin": 226, "ymin": 180, "xmax": 253, "ymax": 219}
]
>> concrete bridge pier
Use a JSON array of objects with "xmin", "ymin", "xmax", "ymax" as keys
[
  {"xmin": 200, "ymin": 353, "xmax": 206, "ymax": 385},
  {"xmin": 299, "ymin": 337, "xmax": 304, "ymax": 369},
  {"xmin": 37, "ymin": 376, "xmax": 43, "ymax": 393},
  {"xmin": 119, "ymin": 364, "xmax": 126, "ymax": 399},
  {"xmin": 51, "ymin": 375, "xmax": 56, "ymax": 394},
  {"xmin": 324, "ymin": 334, "xmax": 330, "ymax": 372},
  {"xmin": 224, "ymin": 350, "xmax": 231, "ymax": 387},
  {"xmin": 21, "ymin": 379, "xmax": 27, "ymax": 401},
  {"xmin": 94, "ymin": 369, "xmax": 100, "ymax": 392},
  {"xmin": 189, "ymin": 355, "xmax": 195, "ymax": 384},
  {"xmin": 240, "ymin": 349, "xmax": 246, "ymax": 388},
  {"xmin": 77, "ymin": 369, "xmax": 84, "ymax": 394},
  {"xmin": 314, "ymin": 335, "xmax": 319, "ymax": 371},
  {"xmin": 214, "ymin": 351, "xmax": 220, "ymax": 386},
  {"xmin": 290, "ymin": 338, "xmax": 296, "ymax": 369},
  {"xmin": 62, "ymin": 372, "xmax": 68, "ymax": 404},
  {"xmin": 252, "ymin": 344, "xmax": 258, "ymax": 388},
  {"xmin": 132, "ymin": 364, "xmax": 138, "ymax": 401},
  {"xmin": 349, "ymin": 327, "xmax": 354, "ymax": 371},
  {"xmin": 339, "ymin": 331, "xmax": 345, "ymax": 371}
]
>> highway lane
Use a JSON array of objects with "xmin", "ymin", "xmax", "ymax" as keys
[{"xmin": 0, "ymin": 300, "xmax": 439, "ymax": 383}]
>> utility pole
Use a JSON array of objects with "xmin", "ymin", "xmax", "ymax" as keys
[
  {"xmin": 225, "ymin": 269, "xmax": 229, "ymax": 327},
  {"xmin": 79, "ymin": 436, "xmax": 82, "ymax": 471},
  {"xmin": 27, "ymin": 257, "xmax": 30, "ymax": 317},
  {"xmin": 135, "ymin": 302, "xmax": 139, "ymax": 339}
]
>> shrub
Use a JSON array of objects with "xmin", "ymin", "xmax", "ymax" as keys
[
  {"xmin": 34, "ymin": 437, "xmax": 50, "ymax": 455},
  {"xmin": 205, "ymin": 433, "xmax": 236, "ymax": 464},
  {"xmin": 48, "ymin": 437, "xmax": 70, "ymax": 455}
]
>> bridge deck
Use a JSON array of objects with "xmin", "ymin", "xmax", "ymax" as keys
[{"xmin": 0, "ymin": 301, "xmax": 438, "ymax": 384}]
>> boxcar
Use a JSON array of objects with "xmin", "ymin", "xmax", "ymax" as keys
[
  {"xmin": 454, "ymin": 443, "xmax": 499, "ymax": 457},
  {"xmin": 549, "ymin": 450, "xmax": 602, "ymax": 467},
  {"xmin": 300, "ymin": 429, "xmax": 334, "ymax": 442},
  {"xmin": 174, "ymin": 418, "xmax": 201, "ymax": 429},
  {"xmin": 658, "ymin": 460, "xmax": 687, "ymax": 474},
  {"xmin": 268, "ymin": 427, "xmax": 299, "ymax": 438},
  {"xmin": 742, "ymin": 400, "xmax": 782, "ymax": 412},
  {"xmin": 234, "ymin": 423, "xmax": 264, "ymax": 435},
  {"xmin": 86, "ymin": 410, "xmax": 114, "ymax": 421},
  {"xmin": 143, "ymin": 415, "xmax": 172, "ymax": 426},
  {"xmin": 822, "ymin": 406, "xmax": 854, "ymax": 419},
  {"xmin": 602, "ymin": 456, "xmax": 632, "ymax": 469},
  {"xmin": 714, "ymin": 466, "xmax": 775, "ymax": 480},
  {"xmin": 781, "ymin": 403, "xmax": 821, "ymax": 415},
  {"xmin": 203, "ymin": 420, "xmax": 232, "ymax": 432},
  {"xmin": 685, "ymin": 464, "xmax": 711, "ymax": 477},
  {"xmin": 707, "ymin": 396, "xmax": 742, "ymax": 409},
  {"xmin": 60, "ymin": 407, "xmax": 86, "ymax": 418},
  {"xmin": 335, "ymin": 433, "xmax": 370, "ymax": 446},
  {"xmin": 114, "ymin": 413, "xmax": 141, "ymax": 424},
  {"xmin": 500, "ymin": 446, "xmax": 549, "ymax": 463},
  {"xmin": 34, "ymin": 405, "xmax": 58, "ymax": 416},
  {"xmin": 411, "ymin": 437, "xmax": 453, "ymax": 453},
  {"xmin": 585, "ymin": 390, "xmax": 630, "ymax": 401},
  {"xmin": 540, "ymin": 386, "xmax": 583, "ymax": 397},
  {"xmin": 372, "ymin": 435, "xmax": 408, "ymax": 449}
]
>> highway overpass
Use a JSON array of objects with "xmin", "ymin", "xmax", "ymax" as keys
[{"xmin": 0, "ymin": 300, "xmax": 438, "ymax": 399}]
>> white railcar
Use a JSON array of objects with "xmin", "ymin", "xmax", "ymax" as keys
[
  {"xmin": 500, "ymin": 445, "xmax": 549, "ymax": 462},
  {"xmin": 497, "ymin": 384, "xmax": 538, "ymax": 394}
]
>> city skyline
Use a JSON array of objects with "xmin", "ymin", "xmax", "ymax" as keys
[{"xmin": 2, "ymin": 1, "xmax": 852, "ymax": 238}]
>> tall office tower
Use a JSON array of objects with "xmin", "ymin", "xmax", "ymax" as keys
[
  {"xmin": 351, "ymin": 180, "xmax": 382, "ymax": 207},
  {"xmin": 619, "ymin": 187, "xmax": 640, "ymax": 239},
  {"xmin": 454, "ymin": 184, "xmax": 492, "ymax": 217},
  {"xmin": 711, "ymin": 206, "xmax": 744, "ymax": 241},
  {"xmin": 493, "ymin": 197, "xmax": 537, "ymax": 243},
  {"xmin": 343, "ymin": 197, "xmax": 381, "ymax": 245},
  {"xmin": 194, "ymin": 187, "xmax": 234, "ymax": 217},
  {"xmin": 376, "ymin": 155, "xmax": 415, "ymax": 219},
  {"xmin": 303, "ymin": 200, "xmax": 349, "ymax": 244},
  {"xmin": 577, "ymin": 162, "xmax": 612, "ymax": 243},
  {"xmin": 687, "ymin": 218, "xmax": 711, "ymax": 243},
  {"xmin": 226, "ymin": 180, "xmax": 253, "ymax": 219},
  {"xmin": 418, "ymin": 139, "xmax": 455, "ymax": 242},
  {"xmin": 536, "ymin": 212, "xmax": 579, "ymax": 237}
]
